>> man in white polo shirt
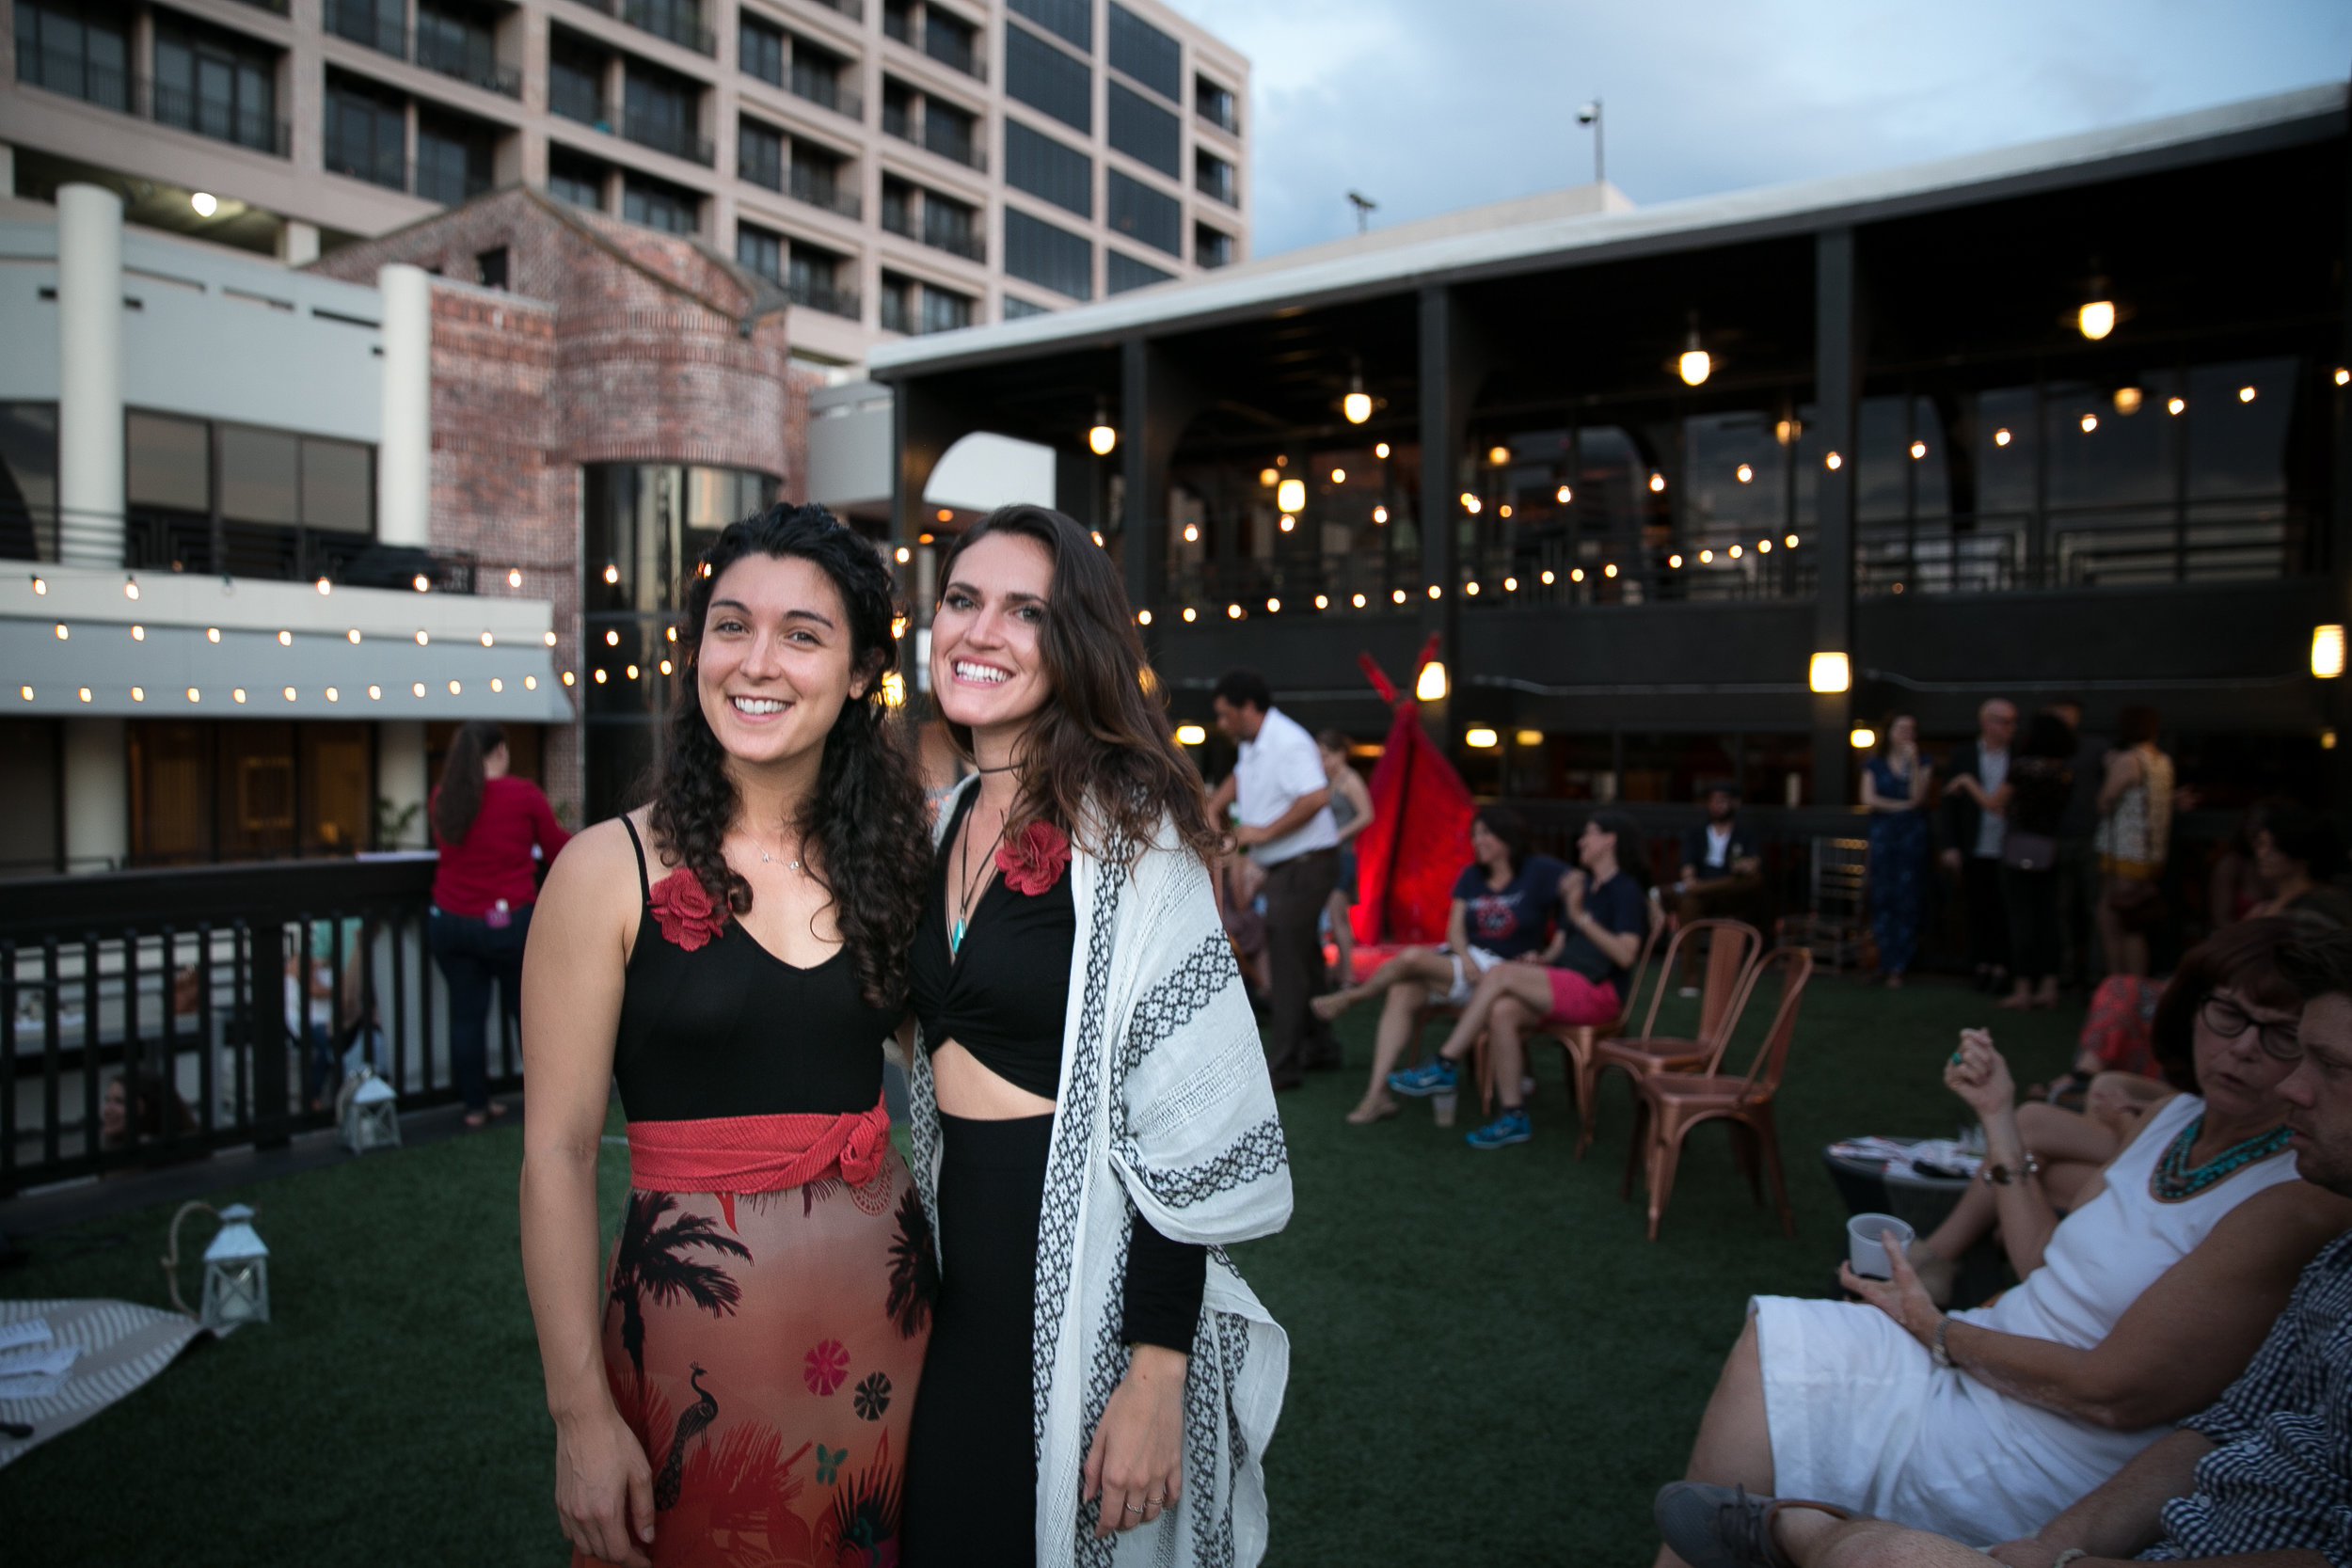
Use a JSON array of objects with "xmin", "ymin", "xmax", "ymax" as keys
[{"xmin": 1210, "ymin": 669, "xmax": 1341, "ymax": 1089}]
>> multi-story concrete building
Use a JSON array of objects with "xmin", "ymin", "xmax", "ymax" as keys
[{"xmin": 0, "ymin": 0, "xmax": 1252, "ymax": 369}]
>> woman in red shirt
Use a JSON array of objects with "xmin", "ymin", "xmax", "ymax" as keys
[{"xmin": 431, "ymin": 721, "xmax": 571, "ymax": 1125}]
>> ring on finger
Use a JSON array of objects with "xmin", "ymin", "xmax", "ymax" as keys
[{"xmin": 1124, "ymin": 1501, "xmax": 1147, "ymax": 1515}]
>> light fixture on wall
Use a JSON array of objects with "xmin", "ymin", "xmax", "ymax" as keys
[
  {"xmin": 1088, "ymin": 404, "xmax": 1117, "ymax": 456},
  {"xmin": 2313, "ymin": 625, "xmax": 2344, "ymax": 680},
  {"xmin": 1414, "ymin": 660, "xmax": 1448, "ymax": 702},
  {"xmin": 1343, "ymin": 359, "xmax": 1375, "ymax": 424},
  {"xmin": 1808, "ymin": 652, "xmax": 1851, "ymax": 693},
  {"xmin": 190, "ymin": 192, "xmax": 218, "ymax": 218}
]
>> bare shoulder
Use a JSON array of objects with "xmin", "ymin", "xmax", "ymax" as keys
[{"xmin": 539, "ymin": 810, "xmax": 654, "ymax": 907}]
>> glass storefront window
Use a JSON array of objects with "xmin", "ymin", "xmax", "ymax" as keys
[
  {"xmin": 219, "ymin": 424, "xmax": 300, "ymax": 524},
  {"xmin": 301, "ymin": 438, "xmax": 373, "ymax": 531},
  {"xmin": 128, "ymin": 411, "xmax": 211, "ymax": 510}
]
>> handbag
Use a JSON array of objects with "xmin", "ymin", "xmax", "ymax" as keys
[{"xmin": 2000, "ymin": 831, "xmax": 2057, "ymax": 872}]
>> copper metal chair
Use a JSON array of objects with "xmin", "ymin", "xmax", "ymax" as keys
[
  {"xmin": 1582, "ymin": 918, "xmax": 1773, "ymax": 1153},
  {"xmin": 1623, "ymin": 945, "xmax": 1815, "ymax": 1240}
]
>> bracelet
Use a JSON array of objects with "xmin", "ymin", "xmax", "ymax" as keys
[
  {"xmin": 1931, "ymin": 1315, "xmax": 1956, "ymax": 1369},
  {"xmin": 1981, "ymin": 1152, "xmax": 2043, "ymax": 1186}
]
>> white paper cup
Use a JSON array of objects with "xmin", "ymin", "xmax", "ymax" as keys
[
  {"xmin": 1847, "ymin": 1212, "xmax": 1915, "ymax": 1280},
  {"xmin": 1432, "ymin": 1090, "xmax": 1458, "ymax": 1128}
]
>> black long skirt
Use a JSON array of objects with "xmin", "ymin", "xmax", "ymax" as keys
[{"xmin": 901, "ymin": 1110, "xmax": 1053, "ymax": 1567}]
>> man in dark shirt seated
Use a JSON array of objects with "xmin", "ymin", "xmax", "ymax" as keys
[
  {"xmin": 1675, "ymin": 782, "xmax": 1765, "ymax": 990},
  {"xmin": 1403, "ymin": 811, "xmax": 1653, "ymax": 1152},
  {"xmin": 1652, "ymin": 926, "xmax": 2352, "ymax": 1568}
]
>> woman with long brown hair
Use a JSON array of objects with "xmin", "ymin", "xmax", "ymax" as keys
[
  {"xmin": 518, "ymin": 506, "xmax": 934, "ymax": 1566},
  {"xmin": 900, "ymin": 505, "xmax": 1292, "ymax": 1565},
  {"xmin": 429, "ymin": 719, "xmax": 569, "ymax": 1125}
]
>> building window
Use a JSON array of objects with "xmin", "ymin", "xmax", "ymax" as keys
[
  {"xmin": 790, "ymin": 37, "xmax": 854, "ymax": 117},
  {"xmin": 925, "ymin": 99, "xmax": 979, "ymax": 169},
  {"xmin": 924, "ymin": 6, "xmax": 980, "ymax": 78},
  {"xmin": 476, "ymin": 246, "xmax": 509, "ymax": 288},
  {"xmin": 153, "ymin": 13, "xmax": 283, "ymax": 154},
  {"xmin": 882, "ymin": 0, "xmax": 913, "ymax": 45},
  {"xmin": 325, "ymin": 74, "xmax": 407, "ymax": 191},
  {"xmin": 1107, "ymin": 82, "xmax": 1179, "ymax": 178},
  {"xmin": 1003, "ymin": 294, "xmax": 1050, "ymax": 320},
  {"xmin": 417, "ymin": 110, "xmax": 495, "ymax": 205},
  {"xmin": 1008, "ymin": 0, "xmax": 1089, "ymax": 52},
  {"xmin": 1194, "ymin": 222, "xmax": 1232, "ymax": 269},
  {"xmin": 790, "ymin": 141, "xmax": 855, "ymax": 216},
  {"xmin": 922, "ymin": 285, "xmax": 972, "ymax": 335},
  {"xmin": 2, "ymin": 403, "xmax": 61, "ymax": 560},
  {"xmin": 623, "ymin": 174, "xmax": 698, "ymax": 234},
  {"xmin": 1196, "ymin": 73, "xmax": 1237, "ymax": 134},
  {"xmin": 1195, "ymin": 149, "xmax": 1234, "ymax": 205},
  {"xmin": 880, "ymin": 271, "xmax": 914, "ymax": 334},
  {"xmin": 1107, "ymin": 3, "xmax": 1179, "ymax": 102},
  {"xmin": 740, "ymin": 11, "xmax": 785, "ymax": 86},
  {"xmin": 1107, "ymin": 249, "xmax": 1171, "ymax": 294},
  {"xmin": 549, "ymin": 34, "xmax": 610, "ymax": 129},
  {"xmin": 1004, "ymin": 209, "xmax": 1090, "ymax": 300},
  {"xmin": 881, "ymin": 176, "xmax": 914, "ymax": 240},
  {"xmin": 627, "ymin": 0, "xmax": 712, "ymax": 55},
  {"xmin": 737, "ymin": 222, "xmax": 783, "ymax": 282},
  {"xmin": 416, "ymin": 0, "xmax": 516, "ymax": 96},
  {"xmin": 325, "ymin": 0, "xmax": 404, "ymax": 57},
  {"xmin": 882, "ymin": 76, "xmax": 916, "ymax": 142},
  {"xmin": 14, "ymin": 0, "xmax": 132, "ymax": 111},
  {"xmin": 787, "ymin": 243, "xmax": 856, "ymax": 317},
  {"xmin": 548, "ymin": 146, "xmax": 607, "ymax": 209},
  {"xmin": 127, "ymin": 721, "xmax": 379, "ymax": 864},
  {"xmin": 624, "ymin": 67, "xmax": 707, "ymax": 164},
  {"xmin": 1006, "ymin": 119, "xmax": 1089, "ymax": 217},
  {"xmin": 924, "ymin": 192, "xmax": 981, "ymax": 261},
  {"xmin": 1005, "ymin": 23, "xmax": 1089, "ymax": 133},
  {"xmin": 739, "ymin": 118, "xmax": 785, "ymax": 190},
  {"xmin": 128, "ymin": 411, "xmax": 211, "ymax": 512},
  {"xmin": 1107, "ymin": 169, "xmax": 1180, "ymax": 256}
]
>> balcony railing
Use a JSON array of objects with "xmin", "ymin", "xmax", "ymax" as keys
[
  {"xmin": 1854, "ymin": 499, "xmax": 2315, "ymax": 594},
  {"xmin": 1196, "ymin": 166, "xmax": 1235, "ymax": 205},
  {"xmin": 0, "ymin": 858, "xmax": 519, "ymax": 1194},
  {"xmin": 922, "ymin": 219, "xmax": 983, "ymax": 261},
  {"xmin": 324, "ymin": 1, "xmax": 523, "ymax": 95},
  {"xmin": 0, "ymin": 504, "xmax": 480, "ymax": 594},
  {"xmin": 807, "ymin": 0, "xmax": 864, "ymax": 19},
  {"xmin": 789, "ymin": 63, "xmax": 863, "ymax": 119},
  {"xmin": 569, "ymin": 0, "xmax": 716, "ymax": 55},
  {"xmin": 1196, "ymin": 97, "xmax": 1239, "ymax": 135},
  {"xmin": 415, "ymin": 31, "xmax": 524, "ymax": 97},
  {"xmin": 623, "ymin": 106, "xmax": 716, "ymax": 165},
  {"xmin": 326, "ymin": 0, "xmax": 406, "ymax": 58},
  {"xmin": 325, "ymin": 139, "xmax": 496, "ymax": 205},
  {"xmin": 924, "ymin": 27, "xmax": 985, "ymax": 81},
  {"xmin": 787, "ymin": 276, "xmax": 861, "ymax": 320},
  {"xmin": 22, "ymin": 62, "xmax": 293, "ymax": 156},
  {"xmin": 788, "ymin": 165, "xmax": 863, "ymax": 218},
  {"xmin": 883, "ymin": 103, "xmax": 986, "ymax": 172},
  {"xmin": 880, "ymin": 290, "xmax": 910, "ymax": 334}
]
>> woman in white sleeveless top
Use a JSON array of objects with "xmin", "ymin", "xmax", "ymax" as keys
[{"xmin": 1653, "ymin": 920, "xmax": 2352, "ymax": 1562}]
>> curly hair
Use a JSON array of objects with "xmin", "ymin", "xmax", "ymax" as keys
[
  {"xmin": 933, "ymin": 505, "xmax": 1221, "ymax": 867},
  {"xmin": 645, "ymin": 504, "xmax": 930, "ymax": 1010},
  {"xmin": 2146, "ymin": 917, "xmax": 2306, "ymax": 1093}
]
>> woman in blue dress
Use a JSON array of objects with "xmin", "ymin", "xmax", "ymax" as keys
[{"xmin": 1863, "ymin": 715, "xmax": 1931, "ymax": 987}]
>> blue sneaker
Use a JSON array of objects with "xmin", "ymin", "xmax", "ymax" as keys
[
  {"xmin": 1465, "ymin": 1109, "xmax": 1532, "ymax": 1149},
  {"xmin": 1386, "ymin": 1058, "xmax": 1456, "ymax": 1098}
]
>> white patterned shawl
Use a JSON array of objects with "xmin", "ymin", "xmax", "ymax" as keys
[{"xmin": 908, "ymin": 776, "xmax": 1295, "ymax": 1566}]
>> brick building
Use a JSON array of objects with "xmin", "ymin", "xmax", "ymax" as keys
[{"xmin": 316, "ymin": 183, "xmax": 808, "ymax": 818}]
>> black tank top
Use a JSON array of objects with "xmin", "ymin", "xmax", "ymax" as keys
[{"xmin": 612, "ymin": 816, "xmax": 898, "ymax": 1122}]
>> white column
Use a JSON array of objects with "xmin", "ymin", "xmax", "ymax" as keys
[
  {"xmin": 377, "ymin": 263, "xmax": 433, "ymax": 547},
  {"xmin": 378, "ymin": 720, "xmax": 429, "ymax": 848},
  {"xmin": 56, "ymin": 183, "xmax": 125, "ymax": 569},
  {"xmin": 0, "ymin": 145, "xmax": 16, "ymax": 197},
  {"xmin": 279, "ymin": 220, "xmax": 321, "ymax": 266},
  {"xmin": 62, "ymin": 717, "xmax": 127, "ymax": 874}
]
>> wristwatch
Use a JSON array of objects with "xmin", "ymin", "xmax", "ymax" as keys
[
  {"xmin": 1931, "ymin": 1316, "xmax": 1956, "ymax": 1369},
  {"xmin": 1981, "ymin": 1152, "xmax": 2043, "ymax": 1186}
]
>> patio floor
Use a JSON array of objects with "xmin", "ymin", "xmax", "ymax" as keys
[{"xmin": 0, "ymin": 974, "xmax": 2086, "ymax": 1565}]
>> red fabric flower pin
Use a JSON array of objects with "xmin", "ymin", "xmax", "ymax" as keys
[
  {"xmin": 996, "ymin": 820, "xmax": 1071, "ymax": 895},
  {"xmin": 649, "ymin": 868, "xmax": 728, "ymax": 951}
]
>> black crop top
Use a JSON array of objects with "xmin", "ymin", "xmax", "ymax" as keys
[
  {"xmin": 908, "ymin": 788, "xmax": 1207, "ymax": 1352},
  {"xmin": 612, "ymin": 816, "xmax": 898, "ymax": 1123},
  {"xmin": 908, "ymin": 790, "xmax": 1078, "ymax": 1101}
]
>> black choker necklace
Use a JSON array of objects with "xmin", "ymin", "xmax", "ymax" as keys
[{"xmin": 973, "ymin": 762, "xmax": 1021, "ymax": 775}]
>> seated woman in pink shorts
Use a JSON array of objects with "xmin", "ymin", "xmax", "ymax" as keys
[{"xmin": 1388, "ymin": 811, "xmax": 1653, "ymax": 1149}]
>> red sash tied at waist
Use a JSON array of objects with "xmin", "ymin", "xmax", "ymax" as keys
[{"xmin": 625, "ymin": 1096, "xmax": 894, "ymax": 1196}]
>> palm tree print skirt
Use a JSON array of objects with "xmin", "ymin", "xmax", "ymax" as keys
[{"xmin": 579, "ymin": 1149, "xmax": 936, "ymax": 1568}]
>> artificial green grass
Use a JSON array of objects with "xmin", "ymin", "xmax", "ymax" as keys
[{"xmin": 0, "ymin": 978, "xmax": 2084, "ymax": 1564}]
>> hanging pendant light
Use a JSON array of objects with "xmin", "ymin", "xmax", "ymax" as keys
[
  {"xmin": 1088, "ymin": 403, "xmax": 1117, "ymax": 456},
  {"xmin": 1677, "ymin": 312, "xmax": 1712, "ymax": 387}
]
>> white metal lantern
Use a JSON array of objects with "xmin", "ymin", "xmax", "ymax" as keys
[
  {"xmin": 337, "ymin": 1068, "xmax": 401, "ymax": 1154},
  {"xmin": 199, "ymin": 1203, "xmax": 270, "ymax": 1331}
]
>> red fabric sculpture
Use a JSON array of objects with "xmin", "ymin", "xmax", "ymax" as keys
[{"xmin": 1349, "ymin": 636, "xmax": 1477, "ymax": 946}]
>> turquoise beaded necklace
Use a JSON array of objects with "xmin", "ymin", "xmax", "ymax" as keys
[{"xmin": 2151, "ymin": 1115, "xmax": 2291, "ymax": 1203}]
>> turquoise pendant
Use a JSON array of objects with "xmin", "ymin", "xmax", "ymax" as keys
[{"xmin": 950, "ymin": 917, "xmax": 966, "ymax": 957}]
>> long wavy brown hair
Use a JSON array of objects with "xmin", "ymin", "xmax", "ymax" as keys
[
  {"xmin": 934, "ymin": 505, "xmax": 1220, "ymax": 867},
  {"xmin": 645, "ymin": 505, "xmax": 930, "ymax": 1009}
]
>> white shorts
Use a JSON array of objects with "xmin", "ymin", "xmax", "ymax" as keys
[{"xmin": 1441, "ymin": 945, "xmax": 1502, "ymax": 1006}]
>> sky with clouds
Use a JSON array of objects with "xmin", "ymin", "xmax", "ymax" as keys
[{"xmin": 1156, "ymin": 1, "xmax": 2352, "ymax": 258}]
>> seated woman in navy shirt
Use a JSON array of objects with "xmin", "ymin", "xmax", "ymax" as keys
[
  {"xmin": 1314, "ymin": 806, "xmax": 1565, "ymax": 1124},
  {"xmin": 1392, "ymin": 811, "xmax": 1654, "ymax": 1149}
]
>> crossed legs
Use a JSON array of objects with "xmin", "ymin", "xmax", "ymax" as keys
[
  {"xmin": 1313, "ymin": 948, "xmax": 1462, "ymax": 1122},
  {"xmin": 1432, "ymin": 962, "xmax": 1560, "ymax": 1112}
]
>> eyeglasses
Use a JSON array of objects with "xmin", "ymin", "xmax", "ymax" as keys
[{"xmin": 2199, "ymin": 995, "xmax": 2304, "ymax": 1060}]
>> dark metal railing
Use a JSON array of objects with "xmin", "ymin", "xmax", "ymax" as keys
[
  {"xmin": 0, "ymin": 857, "xmax": 518, "ymax": 1196},
  {"xmin": 323, "ymin": 1, "xmax": 523, "ymax": 94},
  {"xmin": 569, "ymin": 0, "xmax": 716, "ymax": 55},
  {"xmin": 787, "ymin": 276, "xmax": 861, "ymax": 320},
  {"xmin": 0, "ymin": 503, "xmax": 479, "ymax": 594},
  {"xmin": 924, "ymin": 24, "xmax": 985, "ymax": 81},
  {"xmin": 1854, "ymin": 498, "xmax": 2314, "ymax": 594},
  {"xmin": 788, "ymin": 62, "xmax": 863, "ymax": 119},
  {"xmin": 19, "ymin": 59, "xmax": 293, "ymax": 156},
  {"xmin": 789, "ymin": 163, "xmax": 863, "ymax": 218},
  {"xmin": 624, "ymin": 105, "xmax": 716, "ymax": 165}
]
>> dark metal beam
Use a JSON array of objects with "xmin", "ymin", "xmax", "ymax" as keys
[
  {"xmin": 1812, "ymin": 228, "xmax": 1858, "ymax": 806},
  {"xmin": 1120, "ymin": 339, "xmax": 1206, "ymax": 657},
  {"xmin": 1418, "ymin": 285, "xmax": 1491, "ymax": 747}
]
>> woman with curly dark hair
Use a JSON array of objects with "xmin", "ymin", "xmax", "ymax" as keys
[
  {"xmin": 899, "ymin": 504, "xmax": 1292, "ymax": 1566},
  {"xmin": 518, "ymin": 504, "xmax": 934, "ymax": 1568}
]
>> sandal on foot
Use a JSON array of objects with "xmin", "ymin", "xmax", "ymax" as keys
[
  {"xmin": 1654, "ymin": 1481, "xmax": 1851, "ymax": 1568},
  {"xmin": 1344, "ymin": 1098, "xmax": 1399, "ymax": 1125}
]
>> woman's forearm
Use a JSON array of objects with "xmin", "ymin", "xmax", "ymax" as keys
[
  {"xmin": 1980, "ymin": 1108, "xmax": 2062, "ymax": 1275},
  {"xmin": 521, "ymin": 1147, "xmax": 616, "ymax": 1424}
]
